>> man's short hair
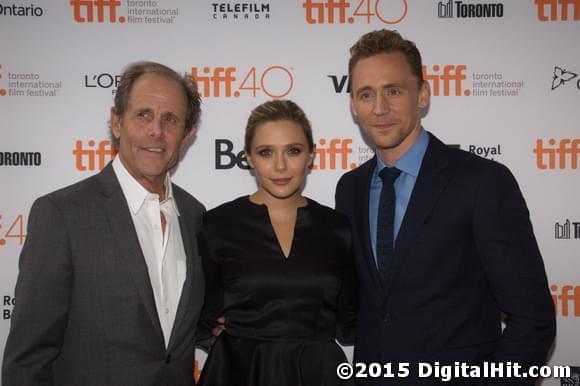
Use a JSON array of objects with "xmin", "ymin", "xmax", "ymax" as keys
[
  {"xmin": 113, "ymin": 61, "xmax": 201, "ymax": 132},
  {"xmin": 348, "ymin": 29, "xmax": 424, "ymax": 92}
]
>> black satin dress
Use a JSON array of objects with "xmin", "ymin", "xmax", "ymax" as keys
[{"xmin": 198, "ymin": 196, "xmax": 357, "ymax": 386}]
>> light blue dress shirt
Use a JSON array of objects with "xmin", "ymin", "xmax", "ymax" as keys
[{"xmin": 369, "ymin": 129, "xmax": 429, "ymax": 265}]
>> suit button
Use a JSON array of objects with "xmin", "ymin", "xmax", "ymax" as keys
[
  {"xmin": 383, "ymin": 313, "xmax": 390, "ymax": 322},
  {"xmin": 165, "ymin": 354, "xmax": 171, "ymax": 364}
]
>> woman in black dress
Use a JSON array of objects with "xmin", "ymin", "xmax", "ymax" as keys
[{"xmin": 198, "ymin": 100, "xmax": 357, "ymax": 386}]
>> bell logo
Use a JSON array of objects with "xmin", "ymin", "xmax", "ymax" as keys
[
  {"xmin": 303, "ymin": 0, "xmax": 407, "ymax": 25},
  {"xmin": 533, "ymin": 138, "xmax": 580, "ymax": 169},
  {"xmin": 551, "ymin": 284, "xmax": 580, "ymax": 317},
  {"xmin": 535, "ymin": 0, "xmax": 580, "ymax": 21},
  {"xmin": 191, "ymin": 66, "xmax": 293, "ymax": 99},
  {"xmin": 70, "ymin": 0, "xmax": 126, "ymax": 23},
  {"xmin": 423, "ymin": 65, "xmax": 470, "ymax": 96},
  {"xmin": 73, "ymin": 140, "xmax": 117, "ymax": 171}
]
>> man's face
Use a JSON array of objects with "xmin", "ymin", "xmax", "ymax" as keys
[
  {"xmin": 111, "ymin": 73, "xmax": 195, "ymax": 192},
  {"xmin": 350, "ymin": 52, "xmax": 429, "ymax": 164}
]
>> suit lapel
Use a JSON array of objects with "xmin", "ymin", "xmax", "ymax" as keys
[
  {"xmin": 166, "ymin": 190, "xmax": 196, "ymax": 351},
  {"xmin": 356, "ymin": 158, "xmax": 385, "ymax": 299},
  {"xmin": 97, "ymin": 164, "xmax": 165, "ymax": 346},
  {"xmin": 382, "ymin": 134, "xmax": 450, "ymax": 298}
]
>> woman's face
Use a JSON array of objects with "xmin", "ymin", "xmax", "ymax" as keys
[{"xmin": 246, "ymin": 119, "xmax": 314, "ymax": 201}]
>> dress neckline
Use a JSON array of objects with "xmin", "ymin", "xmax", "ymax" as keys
[{"xmin": 243, "ymin": 195, "xmax": 312, "ymax": 259}]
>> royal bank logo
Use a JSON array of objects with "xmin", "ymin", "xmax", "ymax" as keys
[
  {"xmin": 445, "ymin": 144, "xmax": 502, "ymax": 160},
  {"xmin": 552, "ymin": 66, "xmax": 579, "ymax": 90},
  {"xmin": 211, "ymin": 2, "xmax": 271, "ymax": 20},
  {"xmin": 3, "ymin": 295, "xmax": 16, "ymax": 320},
  {"xmin": 438, "ymin": 0, "xmax": 504, "ymax": 18},
  {"xmin": 555, "ymin": 219, "xmax": 580, "ymax": 239}
]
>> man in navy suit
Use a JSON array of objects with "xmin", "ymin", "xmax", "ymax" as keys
[{"xmin": 335, "ymin": 29, "xmax": 555, "ymax": 385}]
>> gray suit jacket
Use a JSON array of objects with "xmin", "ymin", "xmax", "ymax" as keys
[{"xmin": 2, "ymin": 163, "xmax": 205, "ymax": 386}]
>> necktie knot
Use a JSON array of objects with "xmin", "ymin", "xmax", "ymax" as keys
[{"xmin": 379, "ymin": 167, "xmax": 401, "ymax": 184}]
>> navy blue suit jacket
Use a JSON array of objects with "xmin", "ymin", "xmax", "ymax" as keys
[{"xmin": 335, "ymin": 134, "xmax": 555, "ymax": 385}]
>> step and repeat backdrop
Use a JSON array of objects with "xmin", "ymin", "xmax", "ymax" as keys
[{"xmin": 1, "ymin": 0, "xmax": 579, "ymax": 384}]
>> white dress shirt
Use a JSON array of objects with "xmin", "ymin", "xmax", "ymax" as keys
[{"xmin": 112, "ymin": 157, "xmax": 186, "ymax": 347}]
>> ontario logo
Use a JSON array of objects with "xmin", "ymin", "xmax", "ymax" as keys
[
  {"xmin": 0, "ymin": 3, "xmax": 43, "ymax": 17},
  {"xmin": 191, "ymin": 66, "xmax": 294, "ymax": 98}
]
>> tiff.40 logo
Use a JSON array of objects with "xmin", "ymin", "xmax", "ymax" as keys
[
  {"xmin": 70, "ymin": 0, "xmax": 126, "ymax": 23},
  {"xmin": 191, "ymin": 66, "xmax": 293, "ymax": 98},
  {"xmin": 303, "ymin": 0, "xmax": 407, "ymax": 24}
]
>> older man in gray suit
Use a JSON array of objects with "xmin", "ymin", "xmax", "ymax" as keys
[{"xmin": 2, "ymin": 61, "xmax": 205, "ymax": 386}]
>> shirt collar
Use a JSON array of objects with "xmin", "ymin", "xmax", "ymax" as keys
[
  {"xmin": 375, "ymin": 128, "xmax": 429, "ymax": 177},
  {"xmin": 112, "ymin": 156, "xmax": 179, "ymax": 215}
]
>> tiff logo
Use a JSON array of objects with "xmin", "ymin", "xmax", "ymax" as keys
[
  {"xmin": 70, "ymin": 0, "xmax": 126, "ymax": 23},
  {"xmin": 303, "ymin": 0, "xmax": 350, "ymax": 23},
  {"xmin": 423, "ymin": 65, "xmax": 470, "ymax": 96},
  {"xmin": 535, "ymin": 0, "xmax": 580, "ymax": 21},
  {"xmin": 533, "ymin": 138, "xmax": 580, "ymax": 169},
  {"xmin": 550, "ymin": 284, "xmax": 580, "ymax": 317},
  {"xmin": 192, "ymin": 67, "xmax": 236, "ymax": 97},
  {"xmin": 311, "ymin": 138, "xmax": 354, "ymax": 170},
  {"xmin": 555, "ymin": 219, "xmax": 580, "ymax": 239},
  {"xmin": 73, "ymin": 140, "xmax": 117, "ymax": 171}
]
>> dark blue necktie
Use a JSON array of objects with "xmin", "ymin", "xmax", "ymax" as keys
[{"xmin": 377, "ymin": 167, "xmax": 401, "ymax": 287}]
